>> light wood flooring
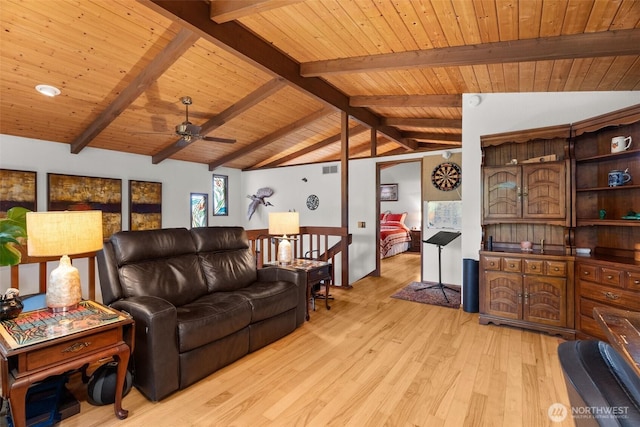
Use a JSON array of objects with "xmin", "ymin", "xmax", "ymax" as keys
[{"xmin": 57, "ymin": 253, "xmax": 574, "ymax": 427}]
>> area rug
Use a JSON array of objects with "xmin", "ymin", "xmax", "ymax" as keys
[{"xmin": 391, "ymin": 281, "xmax": 461, "ymax": 309}]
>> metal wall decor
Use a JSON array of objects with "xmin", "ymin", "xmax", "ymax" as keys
[{"xmin": 129, "ymin": 180, "xmax": 162, "ymax": 231}]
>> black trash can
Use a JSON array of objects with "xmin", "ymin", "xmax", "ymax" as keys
[{"xmin": 462, "ymin": 258, "xmax": 479, "ymax": 313}]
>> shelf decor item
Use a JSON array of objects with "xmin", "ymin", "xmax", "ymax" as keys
[{"xmin": 26, "ymin": 210, "xmax": 103, "ymax": 312}]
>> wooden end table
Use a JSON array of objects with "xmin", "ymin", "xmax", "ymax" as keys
[
  {"xmin": 265, "ymin": 259, "xmax": 332, "ymax": 320},
  {"xmin": 0, "ymin": 300, "xmax": 134, "ymax": 427}
]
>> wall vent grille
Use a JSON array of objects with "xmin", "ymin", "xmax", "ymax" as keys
[{"xmin": 322, "ymin": 165, "xmax": 338, "ymax": 174}]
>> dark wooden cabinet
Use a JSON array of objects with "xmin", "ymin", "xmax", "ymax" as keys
[
  {"xmin": 479, "ymin": 104, "xmax": 640, "ymax": 340},
  {"xmin": 409, "ymin": 229, "xmax": 421, "ymax": 252},
  {"xmin": 480, "ymin": 252, "xmax": 574, "ymax": 339},
  {"xmin": 483, "ymin": 162, "xmax": 567, "ymax": 223}
]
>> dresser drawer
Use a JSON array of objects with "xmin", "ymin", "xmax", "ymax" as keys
[
  {"xmin": 628, "ymin": 271, "xmax": 640, "ymax": 290},
  {"xmin": 483, "ymin": 256, "xmax": 501, "ymax": 271},
  {"xmin": 502, "ymin": 258, "xmax": 521, "ymax": 273},
  {"xmin": 545, "ymin": 261, "xmax": 566, "ymax": 277},
  {"xmin": 523, "ymin": 259, "xmax": 543, "ymax": 275},
  {"xmin": 307, "ymin": 265, "xmax": 331, "ymax": 282},
  {"xmin": 24, "ymin": 329, "xmax": 120, "ymax": 372},
  {"xmin": 579, "ymin": 282, "xmax": 640, "ymax": 311},
  {"xmin": 600, "ymin": 267, "xmax": 623, "ymax": 288},
  {"xmin": 577, "ymin": 264, "xmax": 598, "ymax": 283}
]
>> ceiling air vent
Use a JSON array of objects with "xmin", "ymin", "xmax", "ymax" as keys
[{"xmin": 322, "ymin": 165, "xmax": 338, "ymax": 174}]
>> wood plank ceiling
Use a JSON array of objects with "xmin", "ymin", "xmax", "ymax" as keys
[{"xmin": 1, "ymin": 0, "xmax": 639, "ymax": 171}]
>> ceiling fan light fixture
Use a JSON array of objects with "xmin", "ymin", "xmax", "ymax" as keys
[{"xmin": 35, "ymin": 84, "xmax": 61, "ymax": 97}]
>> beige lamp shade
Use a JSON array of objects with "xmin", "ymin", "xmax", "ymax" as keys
[
  {"xmin": 268, "ymin": 212, "xmax": 300, "ymax": 236},
  {"xmin": 26, "ymin": 210, "xmax": 104, "ymax": 257},
  {"xmin": 26, "ymin": 210, "xmax": 104, "ymax": 311}
]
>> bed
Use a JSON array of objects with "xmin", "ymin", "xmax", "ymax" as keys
[{"xmin": 380, "ymin": 212, "xmax": 412, "ymax": 258}]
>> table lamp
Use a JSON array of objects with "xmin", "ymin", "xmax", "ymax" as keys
[
  {"xmin": 268, "ymin": 212, "xmax": 299, "ymax": 265},
  {"xmin": 26, "ymin": 210, "xmax": 103, "ymax": 312}
]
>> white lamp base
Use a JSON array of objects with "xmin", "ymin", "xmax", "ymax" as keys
[
  {"xmin": 277, "ymin": 237, "xmax": 293, "ymax": 265},
  {"xmin": 47, "ymin": 255, "xmax": 82, "ymax": 312}
]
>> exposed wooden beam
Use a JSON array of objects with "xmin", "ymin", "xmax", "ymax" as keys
[
  {"xmin": 301, "ymin": 29, "xmax": 640, "ymax": 77},
  {"xmin": 402, "ymin": 132, "xmax": 461, "ymax": 145},
  {"xmin": 70, "ymin": 28, "xmax": 199, "ymax": 154},
  {"xmin": 350, "ymin": 94, "xmax": 462, "ymax": 108},
  {"xmin": 248, "ymin": 125, "xmax": 368, "ymax": 170},
  {"xmin": 208, "ymin": 107, "xmax": 333, "ymax": 170},
  {"xmin": 210, "ymin": 0, "xmax": 305, "ymax": 23},
  {"xmin": 152, "ymin": 78, "xmax": 286, "ymax": 164},
  {"xmin": 141, "ymin": 1, "xmax": 407, "ymax": 146},
  {"xmin": 384, "ymin": 118, "xmax": 462, "ymax": 129}
]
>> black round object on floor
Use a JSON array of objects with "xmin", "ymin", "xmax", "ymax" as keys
[{"xmin": 87, "ymin": 362, "xmax": 133, "ymax": 406}]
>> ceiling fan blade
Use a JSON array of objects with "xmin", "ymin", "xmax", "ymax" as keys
[{"xmin": 202, "ymin": 136, "xmax": 236, "ymax": 144}]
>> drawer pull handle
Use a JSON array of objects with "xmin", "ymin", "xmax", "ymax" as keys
[
  {"xmin": 531, "ymin": 265, "xmax": 537, "ymax": 270},
  {"xmin": 490, "ymin": 262, "xmax": 495, "ymax": 266},
  {"xmin": 604, "ymin": 292, "xmax": 619, "ymax": 300},
  {"xmin": 62, "ymin": 342, "xmax": 91, "ymax": 353},
  {"xmin": 635, "ymin": 280, "xmax": 640, "ymax": 285},
  {"xmin": 554, "ymin": 267, "xmax": 559, "ymax": 271},
  {"xmin": 509, "ymin": 264, "xmax": 515, "ymax": 268},
  {"xmin": 583, "ymin": 271, "xmax": 590, "ymax": 275}
]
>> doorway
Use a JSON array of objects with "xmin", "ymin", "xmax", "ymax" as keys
[{"xmin": 376, "ymin": 158, "xmax": 423, "ymax": 279}]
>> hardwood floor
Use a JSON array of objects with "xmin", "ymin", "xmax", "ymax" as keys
[{"xmin": 59, "ymin": 253, "xmax": 574, "ymax": 427}]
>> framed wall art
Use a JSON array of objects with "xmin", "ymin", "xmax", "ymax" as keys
[
  {"xmin": 129, "ymin": 180, "xmax": 162, "ymax": 231},
  {"xmin": 190, "ymin": 193, "xmax": 208, "ymax": 228},
  {"xmin": 0, "ymin": 169, "xmax": 37, "ymax": 216},
  {"xmin": 380, "ymin": 183, "xmax": 398, "ymax": 201},
  {"xmin": 47, "ymin": 173, "xmax": 122, "ymax": 239},
  {"xmin": 212, "ymin": 174, "xmax": 228, "ymax": 216}
]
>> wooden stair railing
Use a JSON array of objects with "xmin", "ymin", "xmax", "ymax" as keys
[{"xmin": 246, "ymin": 226, "xmax": 351, "ymax": 285}]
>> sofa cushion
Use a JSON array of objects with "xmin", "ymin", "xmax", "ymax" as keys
[
  {"xmin": 234, "ymin": 280, "xmax": 299, "ymax": 322},
  {"xmin": 111, "ymin": 228, "xmax": 209, "ymax": 307},
  {"xmin": 118, "ymin": 255, "xmax": 208, "ymax": 307},
  {"xmin": 176, "ymin": 293, "xmax": 252, "ymax": 352},
  {"xmin": 191, "ymin": 227, "xmax": 258, "ymax": 292}
]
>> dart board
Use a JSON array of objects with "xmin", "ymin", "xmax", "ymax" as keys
[{"xmin": 431, "ymin": 162, "xmax": 462, "ymax": 191}]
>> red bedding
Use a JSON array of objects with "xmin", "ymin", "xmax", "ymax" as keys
[{"xmin": 380, "ymin": 213, "xmax": 411, "ymax": 258}]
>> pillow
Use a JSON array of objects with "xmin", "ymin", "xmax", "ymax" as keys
[
  {"xmin": 381, "ymin": 212, "xmax": 406, "ymax": 224},
  {"xmin": 381, "ymin": 221, "xmax": 410, "ymax": 231}
]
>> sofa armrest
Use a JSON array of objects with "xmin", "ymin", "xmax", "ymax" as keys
[
  {"xmin": 258, "ymin": 267, "xmax": 307, "ymax": 326},
  {"xmin": 109, "ymin": 296, "xmax": 179, "ymax": 401}
]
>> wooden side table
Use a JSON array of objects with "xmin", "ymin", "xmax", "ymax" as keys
[
  {"xmin": 265, "ymin": 259, "xmax": 332, "ymax": 320},
  {"xmin": 409, "ymin": 229, "xmax": 421, "ymax": 252},
  {"xmin": 0, "ymin": 301, "xmax": 134, "ymax": 427}
]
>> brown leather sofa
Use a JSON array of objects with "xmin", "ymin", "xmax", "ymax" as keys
[{"xmin": 97, "ymin": 226, "xmax": 306, "ymax": 401}]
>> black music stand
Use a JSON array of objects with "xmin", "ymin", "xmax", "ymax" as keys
[{"xmin": 416, "ymin": 231, "xmax": 461, "ymax": 302}]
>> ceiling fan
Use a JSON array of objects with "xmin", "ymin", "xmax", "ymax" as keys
[{"xmin": 174, "ymin": 96, "xmax": 236, "ymax": 146}]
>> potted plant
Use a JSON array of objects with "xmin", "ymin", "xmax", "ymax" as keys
[{"xmin": 0, "ymin": 206, "xmax": 29, "ymax": 266}]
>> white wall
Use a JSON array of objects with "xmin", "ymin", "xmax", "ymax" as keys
[
  {"xmin": 2, "ymin": 91, "xmax": 638, "ymax": 299},
  {"xmin": 0, "ymin": 136, "xmax": 242, "ymax": 297},
  {"xmin": 380, "ymin": 162, "xmax": 421, "ymax": 229}
]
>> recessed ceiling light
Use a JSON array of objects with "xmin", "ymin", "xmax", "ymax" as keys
[{"xmin": 35, "ymin": 84, "xmax": 61, "ymax": 97}]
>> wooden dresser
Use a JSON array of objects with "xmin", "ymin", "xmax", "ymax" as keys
[{"xmin": 479, "ymin": 104, "xmax": 640, "ymax": 339}]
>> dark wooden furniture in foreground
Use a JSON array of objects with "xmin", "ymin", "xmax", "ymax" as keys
[
  {"xmin": 266, "ymin": 259, "xmax": 332, "ymax": 320},
  {"xmin": 594, "ymin": 306, "xmax": 640, "ymax": 378},
  {"xmin": 0, "ymin": 301, "xmax": 134, "ymax": 427}
]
